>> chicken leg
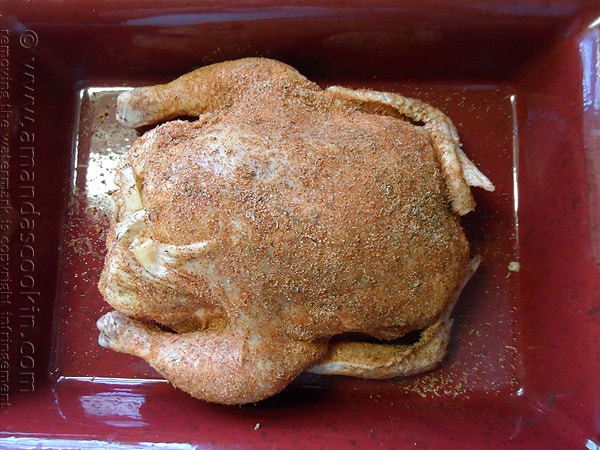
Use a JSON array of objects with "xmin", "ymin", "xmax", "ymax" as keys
[{"xmin": 98, "ymin": 311, "xmax": 327, "ymax": 405}]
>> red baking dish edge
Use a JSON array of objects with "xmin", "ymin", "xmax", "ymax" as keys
[{"xmin": 0, "ymin": 1, "xmax": 599, "ymax": 449}]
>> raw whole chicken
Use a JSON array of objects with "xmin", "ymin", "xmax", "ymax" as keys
[{"xmin": 96, "ymin": 58, "xmax": 494, "ymax": 404}]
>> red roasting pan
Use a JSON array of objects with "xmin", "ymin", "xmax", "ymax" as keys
[{"xmin": 1, "ymin": 1, "xmax": 599, "ymax": 448}]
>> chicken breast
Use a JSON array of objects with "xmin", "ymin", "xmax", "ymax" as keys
[{"xmin": 97, "ymin": 58, "xmax": 494, "ymax": 404}]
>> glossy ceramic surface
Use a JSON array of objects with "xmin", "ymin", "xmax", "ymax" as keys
[{"xmin": 1, "ymin": 1, "xmax": 599, "ymax": 448}]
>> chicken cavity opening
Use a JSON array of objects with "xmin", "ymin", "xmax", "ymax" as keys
[{"xmin": 329, "ymin": 329, "xmax": 424, "ymax": 347}]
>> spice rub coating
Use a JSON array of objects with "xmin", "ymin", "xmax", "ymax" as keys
[{"xmin": 97, "ymin": 58, "xmax": 493, "ymax": 404}]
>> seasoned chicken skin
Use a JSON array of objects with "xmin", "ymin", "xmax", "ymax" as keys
[{"xmin": 97, "ymin": 58, "xmax": 493, "ymax": 404}]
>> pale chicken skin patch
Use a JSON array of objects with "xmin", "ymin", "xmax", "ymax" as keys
[{"xmin": 96, "ymin": 58, "xmax": 493, "ymax": 405}]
